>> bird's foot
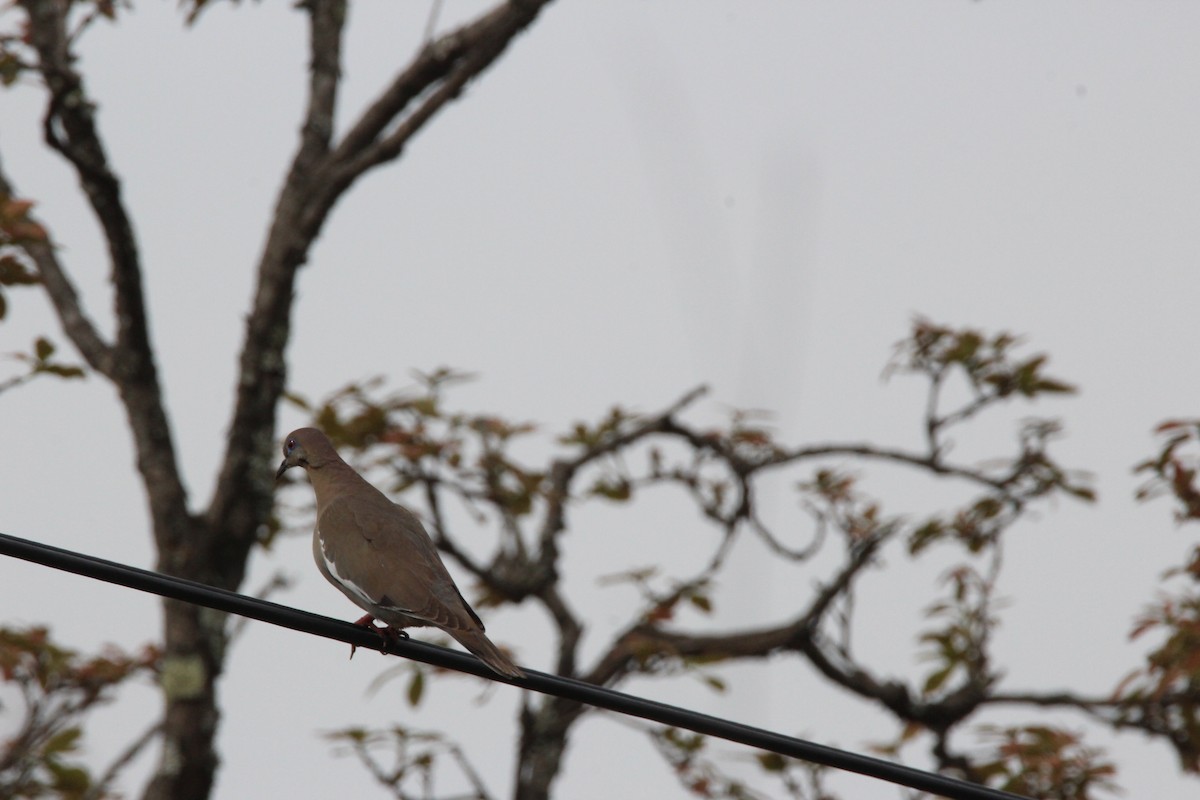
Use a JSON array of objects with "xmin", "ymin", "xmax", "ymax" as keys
[{"xmin": 349, "ymin": 615, "xmax": 408, "ymax": 659}]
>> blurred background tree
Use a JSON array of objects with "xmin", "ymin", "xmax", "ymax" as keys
[{"xmin": 1, "ymin": 2, "xmax": 1198, "ymax": 799}]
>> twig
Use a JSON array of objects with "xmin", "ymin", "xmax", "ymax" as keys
[{"xmin": 81, "ymin": 718, "xmax": 164, "ymax": 800}]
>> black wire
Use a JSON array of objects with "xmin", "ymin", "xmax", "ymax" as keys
[{"xmin": 0, "ymin": 531, "xmax": 1026, "ymax": 800}]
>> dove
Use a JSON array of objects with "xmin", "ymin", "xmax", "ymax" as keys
[{"xmin": 276, "ymin": 427, "xmax": 522, "ymax": 678}]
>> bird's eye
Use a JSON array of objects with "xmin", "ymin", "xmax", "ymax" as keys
[{"xmin": 286, "ymin": 438, "xmax": 296, "ymax": 453}]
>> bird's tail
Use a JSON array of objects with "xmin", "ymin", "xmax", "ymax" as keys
[{"xmin": 449, "ymin": 628, "xmax": 524, "ymax": 679}]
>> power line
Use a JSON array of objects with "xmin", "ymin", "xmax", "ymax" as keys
[{"xmin": 0, "ymin": 531, "xmax": 1026, "ymax": 800}]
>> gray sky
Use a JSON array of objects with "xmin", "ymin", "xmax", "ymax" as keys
[{"xmin": 3, "ymin": 1, "xmax": 1200, "ymax": 797}]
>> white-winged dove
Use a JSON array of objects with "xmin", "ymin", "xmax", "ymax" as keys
[{"xmin": 276, "ymin": 427, "xmax": 523, "ymax": 679}]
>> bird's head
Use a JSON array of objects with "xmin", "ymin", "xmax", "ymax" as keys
[{"xmin": 276, "ymin": 427, "xmax": 339, "ymax": 479}]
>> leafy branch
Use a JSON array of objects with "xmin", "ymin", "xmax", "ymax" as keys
[
  {"xmin": 282, "ymin": 319, "xmax": 1111, "ymax": 798},
  {"xmin": 0, "ymin": 626, "xmax": 160, "ymax": 800},
  {"xmin": 325, "ymin": 725, "xmax": 493, "ymax": 800}
]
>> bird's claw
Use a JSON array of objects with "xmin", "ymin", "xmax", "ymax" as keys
[{"xmin": 348, "ymin": 616, "xmax": 408, "ymax": 659}]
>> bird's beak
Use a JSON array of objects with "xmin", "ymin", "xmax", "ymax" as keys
[{"xmin": 276, "ymin": 458, "xmax": 291, "ymax": 480}]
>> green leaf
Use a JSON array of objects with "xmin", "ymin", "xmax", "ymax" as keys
[
  {"xmin": 43, "ymin": 726, "xmax": 83, "ymax": 756},
  {"xmin": 1032, "ymin": 378, "xmax": 1076, "ymax": 394},
  {"xmin": 922, "ymin": 665, "xmax": 953, "ymax": 695},
  {"xmin": 757, "ymin": 752, "xmax": 787, "ymax": 772},
  {"xmin": 945, "ymin": 331, "xmax": 982, "ymax": 364},
  {"xmin": 37, "ymin": 364, "xmax": 85, "ymax": 379},
  {"xmin": 282, "ymin": 390, "xmax": 311, "ymax": 411},
  {"xmin": 591, "ymin": 477, "xmax": 632, "ymax": 502},
  {"xmin": 1064, "ymin": 483, "xmax": 1096, "ymax": 502},
  {"xmin": 411, "ymin": 396, "xmax": 439, "ymax": 417},
  {"xmin": 47, "ymin": 761, "xmax": 91, "ymax": 792},
  {"xmin": 326, "ymin": 726, "xmax": 369, "ymax": 743},
  {"xmin": 34, "ymin": 336, "xmax": 54, "ymax": 361},
  {"xmin": 407, "ymin": 668, "xmax": 425, "ymax": 707},
  {"xmin": 0, "ymin": 52, "xmax": 25, "ymax": 87},
  {"xmin": 908, "ymin": 519, "xmax": 945, "ymax": 554}
]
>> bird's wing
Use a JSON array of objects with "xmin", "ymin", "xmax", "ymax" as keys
[{"xmin": 317, "ymin": 496, "xmax": 482, "ymax": 632}]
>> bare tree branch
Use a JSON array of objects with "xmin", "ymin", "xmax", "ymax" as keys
[
  {"xmin": 10, "ymin": 2, "xmax": 559, "ymax": 798},
  {"xmin": 205, "ymin": 0, "xmax": 350, "ymax": 558},
  {"xmin": 577, "ymin": 519, "xmax": 890, "ymax": 691},
  {"xmin": 537, "ymin": 385, "xmax": 710, "ymax": 565},
  {"xmin": 537, "ymin": 584, "xmax": 582, "ymax": 678},
  {"xmin": 18, "ymin": 0, "xmax": 190, "ymax": 547},
  {"xmin": 208, "ymin": 0, "xmax": 557, "ymax": 557},
  {"xmin": 321, "ymin": 0, "xmax": 553, "ymax": 194}
]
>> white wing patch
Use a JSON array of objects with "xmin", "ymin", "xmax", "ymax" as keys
[{"xmin": 318, "ymin": 527, "xmax": 383, "ymax": 610}]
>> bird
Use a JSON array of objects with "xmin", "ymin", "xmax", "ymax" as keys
[{"xmin": 276, "ymin": 427, "xmax": 523, "ymax": 679}]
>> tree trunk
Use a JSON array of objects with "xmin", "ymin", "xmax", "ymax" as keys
[
  {"xmin": 515, "ymin": 699, "xmax": 584, "ymax": 800},
  {"xmin": 9, "ymin": 1, "xmax": 557, "ymax": 797}
]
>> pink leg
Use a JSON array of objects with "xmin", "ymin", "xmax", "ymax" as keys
[{"xmin": 348, "ymin": 615, "xmax": 407, "ymax": 659}]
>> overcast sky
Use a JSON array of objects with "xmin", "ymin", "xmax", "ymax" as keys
[{"xmin": 3, "ymin": 2, "xmax": 1200, "ymax": 798}]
